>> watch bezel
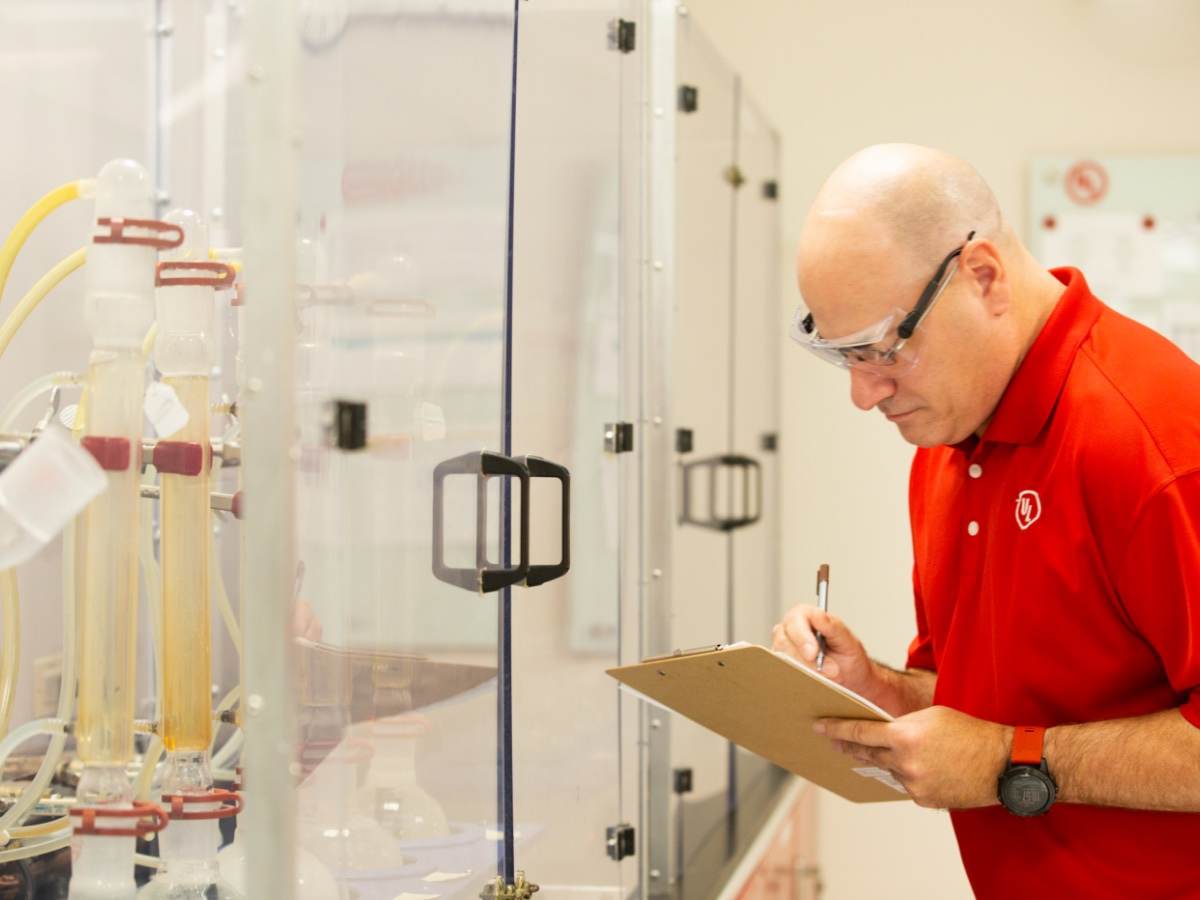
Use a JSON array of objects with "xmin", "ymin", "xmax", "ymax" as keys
[{"xmin": 997, "ymin": 762, "xmax": 1057, "ymax": 817}]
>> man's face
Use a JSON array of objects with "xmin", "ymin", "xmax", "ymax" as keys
[{"xmin": 797, "ymin": 235, "xmax": 1006, "ymax": 448}]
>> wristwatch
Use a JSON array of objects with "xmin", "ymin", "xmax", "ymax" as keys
[{"xmin": 997, "ymin": 725, "xmax": 1057, "ymax": 816}]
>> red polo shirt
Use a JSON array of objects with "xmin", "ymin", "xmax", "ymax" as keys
[{"xmin": 907, "ymin": 268, "xmax": 1200, "ymax": 898}]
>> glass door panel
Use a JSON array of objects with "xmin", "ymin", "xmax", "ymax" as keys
[
  {"xmin": 670, "ymin": 16, "xmax": 738, "ymax": 889},
  {"xmin": 731, "ymin": 93, "xmax": 782, "ymax": 650},
  {"xmin": 509, "ymin": 1, "xmax": 632, "ymax": 894},
  {"xmin": 287, "ymin": 4, "xmax": 519, "ymax": 897}
]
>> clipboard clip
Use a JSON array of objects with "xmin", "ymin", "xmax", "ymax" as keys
[{"xmin": 641, "ymin": 643, "xmax": 725, "ymax": 664}]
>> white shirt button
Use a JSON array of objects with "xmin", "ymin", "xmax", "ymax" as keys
[
  {"xmin": 968, "ymin": 464, "xmax": 983, "ymax": 479},
  {"xmin": 967, "ymin": 520, "xmax": 980, "ymax": 536}
]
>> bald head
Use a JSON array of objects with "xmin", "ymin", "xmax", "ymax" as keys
[
  {"xmin": 794, "ymin": 144, "xmax": 1066, "ymax": 448},
  {"xmin": 801, "ymin": 144, "xmax": 1004, "ymax": 276}
]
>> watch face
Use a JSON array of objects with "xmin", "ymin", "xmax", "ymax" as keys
[{"xmin": 999, "ymin": 765, "xmax": 1055, "ymax": 816}]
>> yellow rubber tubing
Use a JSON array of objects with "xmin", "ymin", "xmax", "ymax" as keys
[
  {"xmin": 0, "ymin": 247, "xmax": 86, "ymax": 361},
  {"xmin": 0, "ymin": 181, "xmax": 90, "ymax": 306}
]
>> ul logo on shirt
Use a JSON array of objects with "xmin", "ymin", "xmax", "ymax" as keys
[{"xmin": 1015, "ymin": 489, "xmax": 1042, "ymax": 531}]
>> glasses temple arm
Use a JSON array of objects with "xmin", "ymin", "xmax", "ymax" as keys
[{"xmin": 896, "ymin": 230, "xmax": 976, "ymax": 339}]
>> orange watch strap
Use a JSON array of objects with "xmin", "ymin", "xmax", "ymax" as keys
[{"xmin": 1011, "ymin": 725, "xmax": 1046, "ymax": 766}]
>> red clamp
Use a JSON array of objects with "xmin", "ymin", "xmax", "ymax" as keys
[
  {"xmin": 153, "ymin": 441, "xmax": 208, "ymax": 477},
  {"xmin": 81, "ymin": 435, "xmax": 132, "ymax": 472},
  {"xmin": 69, "ymin": 801, "xmax": 169, "ymax": 839},
  {"xmin": 156, "ymin": 261, "xmax": 237, "ymax": 290},
  {"xmin": 162, "ymin": 788, "xmax": 242, "ymax": 822},
  {"xmin": 230, "ymin": 490, "xmax": 243, "ymax": 520},
  {"xmin": 93, "ymin": 217, "xmax": 184, "ymax": 250}
]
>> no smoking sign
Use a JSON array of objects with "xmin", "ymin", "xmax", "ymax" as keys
[{"xmin": 1064, "ymin": 160, "xmax": 1109, "ymax": 206}]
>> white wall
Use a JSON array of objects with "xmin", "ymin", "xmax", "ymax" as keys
[{"xmin": 680, "ymin": 1, "xmax": 1200, "ymax": 897}]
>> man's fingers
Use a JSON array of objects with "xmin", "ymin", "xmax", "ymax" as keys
[
  {"xmin": 815, "ymin": 717, "xmax": 893, "ymax": 748},
  {"xmin": 772, "ymin": 623, "xmax": 805, "ymax": 659},
  {"xmin": 783, "ymin": 615, "xmax": 821, "ymax": 661},
  {"xmin": 830, "ymin": 739, "xmax": 896, "ymax": 771}
]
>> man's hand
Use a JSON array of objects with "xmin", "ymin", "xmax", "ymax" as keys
[
  {"xmin": 773, "ymin": 604, "xmax": 935, "ymax": 716},
  {"xmin": 773, "ymin": 604, "xmax": 876, "ymax": 696},
  {"xmin": 816, "ymin": 706, "xmax": 1012, "ymax": 809}
]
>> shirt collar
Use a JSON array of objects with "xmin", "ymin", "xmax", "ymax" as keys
[{"xmin": 977, "ymin": 267, "xmax": 1103, "ymax": 446}]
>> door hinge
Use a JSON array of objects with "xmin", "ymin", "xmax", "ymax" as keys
[
  {"xmin": 326, "ymin": 399, "xmax": 367, "ymax": 451},
  {"xmin": 608, "ymin": 18, "xmax": 636, "ymax": 53},
  {"xmin": 606, "ymin": 823, "xmax": 636, "ymax": 861},
  {"xmin": 675, "ymin": 428, "xmax": 694, "ymax": 454},
  {"xmin": 673, "ymin": 767, "xmax": 694, "ymax": 794},
  {"xmin": 604, "ymin": 422, "xmax": 634, "ymax": 453},
  {"xmin": 763, "ymin": 179, "xmax": 779, "ymax": 200},
  {"xmin": 761, "ymin": 432, "xmax": 779, "ymax": 452},
  {"xmin": 724, "ymin": 165, "xmax": 746, "ymax": 188},
  {"xmin": 480, "ymin": 872, "xmax": 540, "ymax": 899},
  {"xmin": 678, "ymin": 84, "xmax": 699, "ymax": 113}
]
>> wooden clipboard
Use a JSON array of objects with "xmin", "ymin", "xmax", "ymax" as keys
[{"xmin": 607, "ymin": 643, "xmax": 909, "ymax": 803}]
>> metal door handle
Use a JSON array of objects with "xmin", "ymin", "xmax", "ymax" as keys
[
  {"xmin": 679, "ymin": 453, "xmax": 763, "ymax": 532},
  {"xmin": 432, "ymin": 450, "xmax": 530, "ymax": 593},
  {"xmin": 513, "ymin": 455, "xmax": 570, "ymax": 587}
]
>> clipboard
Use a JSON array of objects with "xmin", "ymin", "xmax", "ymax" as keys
[{"xmin": 607, "ymin": 642, "xmax": 909, "ymax": 803}]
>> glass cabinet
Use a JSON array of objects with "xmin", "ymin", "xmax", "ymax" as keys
[{"xmin": 0, "ymin": 2, "xmax": 797, "ymax": 898}]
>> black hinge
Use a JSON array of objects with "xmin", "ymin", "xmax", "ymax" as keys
[
  {"xmin": 604, "ymin": 422, "xmax": 634, "ymax": 453},
  {"xmin": 675, "ymin": 428, "xmax": 694, "ymax": 454},
  {"xmin": 673, "ymin": 768, "xmax": 694, "ymax": 794},
  {"xmin": 761, "ymin": 432, "xmax": 779, "ymax": 452},
  {"xmin": 763, "ymin": 179, "xmax": 779, "ymax": 200},
  {"xmin": 608, "ymin": 18, "xmax": 636, "ymax": 53},
  {"xmin": 327, "ymin": 400, "xmax": 367, "ymax": 451},
  {"xmin": 606, "ymin": 823, "xmax": 635, "ymax": 861},
  {"xmin": 678, "ymin": 84, "xmax": 699, "ymax": 113}
]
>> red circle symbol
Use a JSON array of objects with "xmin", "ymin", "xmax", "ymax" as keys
[{"xmin": 1064, "ymin": 160, "xmax": 1109, "ymax": 206}]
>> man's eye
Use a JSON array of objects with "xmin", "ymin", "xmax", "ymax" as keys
[{"xmin": 844, "ymin": 348, "xmax": 878, "ymax": 364}]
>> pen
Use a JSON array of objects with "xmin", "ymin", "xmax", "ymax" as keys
[{"xmin": 815, "ymin": 563, "xmax": 830, "ymax": 671}]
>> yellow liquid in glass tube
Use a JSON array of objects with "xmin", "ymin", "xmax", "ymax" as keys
[
  {"xmin": 160, "ymin": 375, "xmax": 213, "ymax": 751},
  {"xmin": 75, "ymin": 351, "xmax": 143, "ymax": 765}
]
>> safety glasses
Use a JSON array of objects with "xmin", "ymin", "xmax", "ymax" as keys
[{"xmin": 790, "ymin": 231, "xmax": 975, "ymax": 376}]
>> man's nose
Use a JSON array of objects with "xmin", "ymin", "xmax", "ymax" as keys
[{"xmin": 849, "ymin": 366, "xmax": 898, "ymax": 411}]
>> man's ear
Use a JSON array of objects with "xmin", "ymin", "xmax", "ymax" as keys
[{"xmin": 964, "ymin": 240, "xmax": 1008, "ymax": 317}]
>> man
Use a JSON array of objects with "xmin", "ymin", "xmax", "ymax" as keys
[{"xmin": 774, "ymin": 143, "xmax": 1200, "ymax": 898}]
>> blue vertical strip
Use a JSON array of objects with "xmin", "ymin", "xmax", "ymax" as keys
[{"xmin": 497, "ymin": 0, "xmax": 522, "ymax": 886}]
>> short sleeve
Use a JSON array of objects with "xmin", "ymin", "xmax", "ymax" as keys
[{"xmin": 1115, "ymin": 471, "xmax": 1200, "ymax": 729}]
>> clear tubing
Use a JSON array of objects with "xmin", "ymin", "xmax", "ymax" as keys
[
  {"xmin": 8, "ymin": 816, "xmax": 70, "ymax": 840},
  {"xmin": 0, "ymin": 515, "xmax": 76, "ymax": 837},
  {"xmin": 0, "ymin": 831, "xmax": 71, "ymax": 864},
  {"xmin": 0, "ymin": 717, "xmax": 66, "ymax": 772},
  {"xmin": 160, "ymin": 375, "xmax": 212, "ymax": 752},
  {"xmin": 0, "ymin": 570, "xmax": 17, "ymax": 735},
  {"xmin": 75, "ymin": 350, "xmax": 144, "ymax": 769},
  {"xmin": 0, "ymin": 371, "xmax": 81, "ymax": 431}
]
